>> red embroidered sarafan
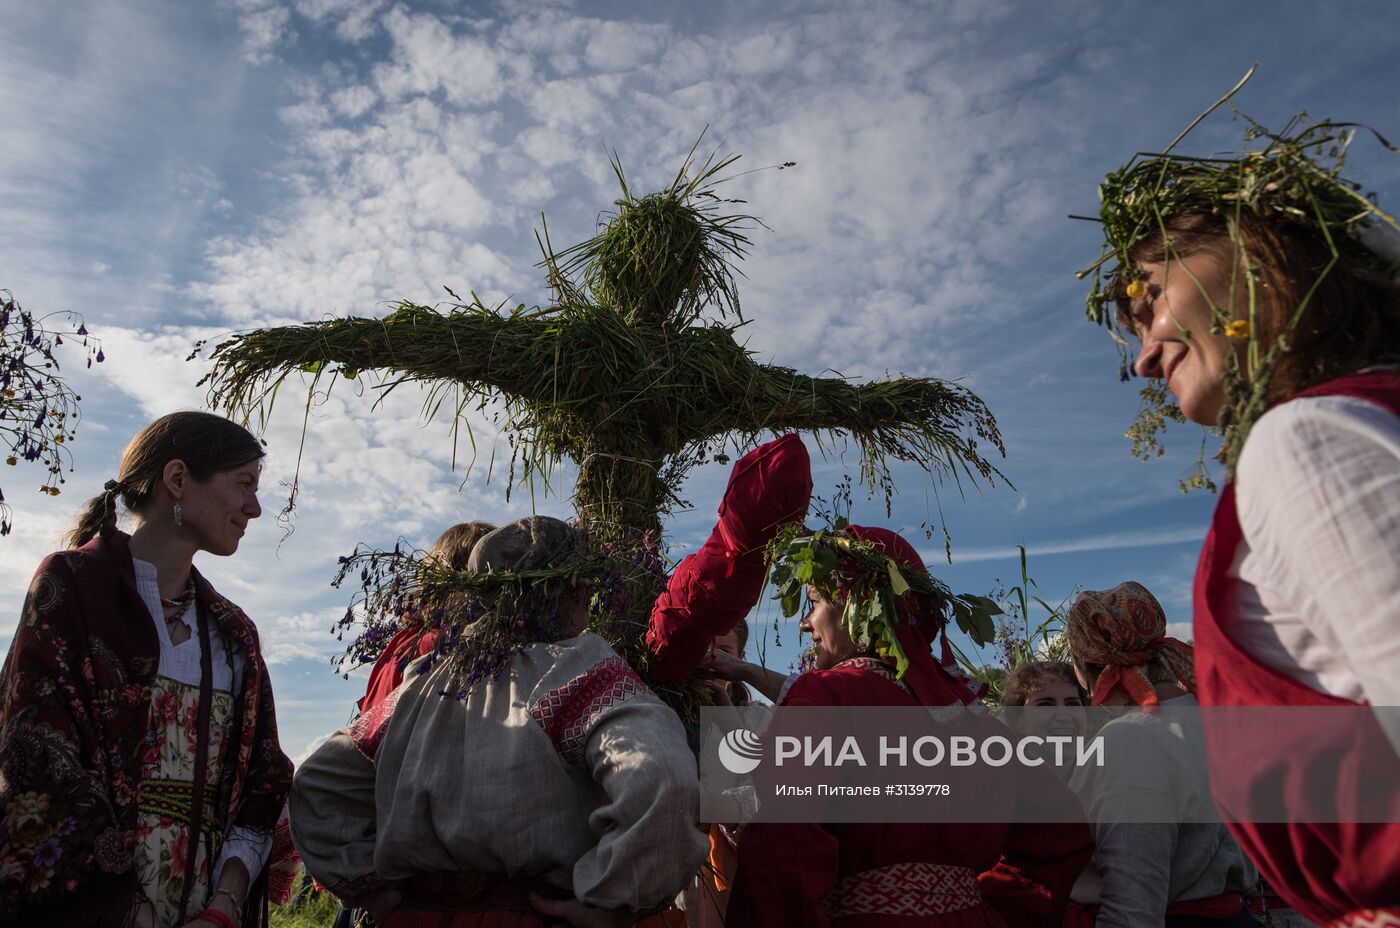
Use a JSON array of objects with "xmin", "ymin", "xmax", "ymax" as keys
[
  {"xmin": 725, "ymin": 660, "xmax": 1094, "ymax": 928},
  {"xmin": 1194, "ymin": 370, "xmax": 1400, "ymax": 925},
  {"xmin": 0, "ymin": 532, "xmax": 292, "ymax": 927},
  {"xmin": 529, "ymin": 657, "xmax": 647, "ymax": 764}
]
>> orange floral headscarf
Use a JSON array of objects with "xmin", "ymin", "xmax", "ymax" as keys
[{"xmin": 1065, "ymin": 581, "xmax": 1195, "ymax": 707}]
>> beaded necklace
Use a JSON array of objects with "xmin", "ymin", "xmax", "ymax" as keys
[{"xmin": 161, "ymin": 577, "xmax": 197, "ymax": 631}]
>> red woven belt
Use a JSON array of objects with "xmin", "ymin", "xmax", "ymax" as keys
[
  {"xmin": 821, "ymin": 862, "xmax": 979, "ymax": 918},
  {"xmin": 1328, "ymin": 910, "xmax": 1400, "ymax": 928}
]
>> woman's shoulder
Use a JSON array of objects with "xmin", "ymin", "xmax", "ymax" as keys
[
  {"xmin": 26, "ymin": 537, "xmax": 125, "ymax": 598},
  {"xmin": 522, "ymin": 633, "xmax": 650, "ymax": 697},
  {"xmin": 528, "ymin": 631, "xmax": 621, "ymax": 666},
  {"xmin": 190, "ymin": 567, "xmax": 266, "ymax": 664},
  {"xmin": 35, "ymin": 534, "xmax": 115, "ymax": 573},
  {"xmin": 781, "ymin": 659, "xmax": 907, "ymax": 706},
  {"xmin": 1261, "ymin": 389, "xmax": 1400, "ymax": 441},
  {"xmin": 1239, "ymin": 392, "xmax": 1400, "ymax": 502}
]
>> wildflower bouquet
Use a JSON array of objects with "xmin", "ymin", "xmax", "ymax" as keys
[{"xmin": 0, "ymin": 291, "xmax": 104, "ymax": 534}]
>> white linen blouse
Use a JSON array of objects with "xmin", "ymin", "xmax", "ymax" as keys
[{"xmin": 1229, "ymin": 393, "xmax": 1400, "ymax": 752}]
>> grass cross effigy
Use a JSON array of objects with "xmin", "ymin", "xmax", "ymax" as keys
[
  {"xmin": 199, "ymin": 146, "xmax": 1008, "ymax": 698},
  {"xmin": 199, "ymin": 147, "xmax": 1005, "ymax": 544}
]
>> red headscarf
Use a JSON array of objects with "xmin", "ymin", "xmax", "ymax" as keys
[
  {"xmin": 1064, "ymin": 581, "xmax": 1196, "ymax": 707},
  {"xmin": 842, "ymin": 525, "xmax": 984, "ymax": 707}
]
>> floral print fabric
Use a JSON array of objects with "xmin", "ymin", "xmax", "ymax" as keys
[{"xmin": 134, "ymin": 675, "xmax": 235, "ymax": 927}]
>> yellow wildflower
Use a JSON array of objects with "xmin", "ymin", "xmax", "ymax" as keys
[
  {"xmin": 1224, "ymin": 320, "xmax": 1251, "ymax": 340},
  {"xmin": 1125, "ymin": 279, "xmax": 1146, "ymax": 300}
]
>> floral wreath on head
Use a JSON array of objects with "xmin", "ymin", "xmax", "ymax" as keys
[
  {"xmin": 765, "ymin": 519, "xmax": 1000, "ymax": 679},
  {"xmin": 331, "ymin": 529, "xmax": 665, "ymax": 698},
  {"xmin": 1077, "ymin": 65, "xmax": 1400, "ymax": 487}
]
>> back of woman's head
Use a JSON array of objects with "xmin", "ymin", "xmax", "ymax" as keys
[
  {"xmin": 427, "ymin": 521, "xmax": 497, "ymax": 571},
  {"xmin": 65, "ymin": 412, "xmax": 265, "ymax": 549},
  {"xmin": 1121, "ymin": 211, "xmax": 1400, "ymax": 405},
  {"xmin": 1065, "ymin": 580, "xmax": 1195, "ymax": 706}
]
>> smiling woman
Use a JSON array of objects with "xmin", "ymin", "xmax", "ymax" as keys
[
  {"xmin": 1082, "ymin": 97, "xmax": 1400, "ymax": 924},
  {"xmin": 0, "ymin": 411, "xmax": 293, "ymax": 928}
]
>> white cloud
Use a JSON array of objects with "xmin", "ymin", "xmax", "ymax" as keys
[
  {"xmin": 224, "ymin": 0, "xmax": 294, "ymax": 63},
  {"xmin": 582, "ymin": 21, "xmax": 667, "ymax": 72},
  {"xmin": 259, "ymin": 607, "xmax": 345, "ymax": 664},
  {"xmin": 295, "ymin": 0, "xmax": 386, "ymax": 43},
  {"xmin": 1166, "ymin": 622, "xmax": 1194, "ymax": 643},
  {"xmin": 940, "ymin": 525, "xmax": 1207, "ymax": 565},
  {"xmin": 374, "ymin": 6, "xmax": 517, "ymax": 106},
  {"xmin": 329, "ymin": 84, "xmax": 379, "ymax": 118}
]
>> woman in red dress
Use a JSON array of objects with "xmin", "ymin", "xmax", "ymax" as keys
[
  {"xmin": 1082, "ymin": 108, "xmax": 1400, "ymax": 924},
  {"xmin": 717, "ymin": 524, "xmax": 1093, "ymax": 927}
]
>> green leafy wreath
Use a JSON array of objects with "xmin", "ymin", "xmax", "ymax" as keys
[{"xmin": 765, "ymin": 519, "xmax": 1001, "ymax": 678}]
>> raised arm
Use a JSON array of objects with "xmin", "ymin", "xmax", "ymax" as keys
[{"xmin": 645, "ymin": 434, "xmax": 811, "ymax": 683}]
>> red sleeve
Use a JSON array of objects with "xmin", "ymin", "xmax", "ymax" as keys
[
  {"xmin": 978, "ymin": 761, "xmax": 1095, "ymax": 927},
  {"xmin": 646, "ymin": 435, "xmax": 811, "ymax": 683},
  {"xmin": 356, "ymin": 626, "xmax": 437, "ymax": 715}
]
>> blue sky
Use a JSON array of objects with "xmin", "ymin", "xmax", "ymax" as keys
[{"xmin": 3, "ymin": 0, "xmax": 1399, "ymax": 761}]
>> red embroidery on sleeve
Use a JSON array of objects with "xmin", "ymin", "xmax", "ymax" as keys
[{"xmin": 530, "ymin": 658, "xmax": 647, "ymax": 763}]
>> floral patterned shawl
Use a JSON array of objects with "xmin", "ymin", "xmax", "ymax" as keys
[{"xmin": 0, "ymin": 531, "xmax": 292, "ymax": 927}]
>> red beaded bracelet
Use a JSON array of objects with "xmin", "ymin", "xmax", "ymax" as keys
[{"xmin": 197, "ymin": 907, "xmax": 236, "ymax": 928}]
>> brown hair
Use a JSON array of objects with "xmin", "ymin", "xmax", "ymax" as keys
[
  {"xmin": 1118, "ymin": 212, "xmax": 1400, "ymax": 406},
  {"xmin": 65, "ymin": 412, "xmax": 265, "ymax": 548},
  {"xmin": 729, "ymin": 618, "xmax": 750, "ymax": 654},
  {"xmin": 426, "ymin": 521, "xmax": 496, "ymax": 571},
  {"xmin": 1001, "ymin": 661, "xmax": 1082, "ymax": 708}
]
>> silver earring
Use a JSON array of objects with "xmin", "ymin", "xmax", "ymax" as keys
[{"xmin": 173, "ymin": 502, "xmax": 183, "ymax": 527}]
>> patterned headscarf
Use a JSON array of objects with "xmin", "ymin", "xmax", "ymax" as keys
[{"xmin": 1065, "ymin": 581, "xmax": 1195, "ymax": 707}]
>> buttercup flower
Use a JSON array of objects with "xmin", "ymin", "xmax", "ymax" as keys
[{"xmin": 1224, "ymin": 320, "xmax": 1251, "ymax": 340}]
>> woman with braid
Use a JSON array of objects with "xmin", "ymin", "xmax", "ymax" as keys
[{"xmin": 0, "ymin": 411, "xmax": 292, "ymax": 928}]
